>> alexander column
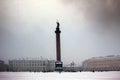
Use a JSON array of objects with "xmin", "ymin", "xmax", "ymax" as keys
[{"xmin": 55, "ymin": 21, "xmax": 63, "ymax": 72}]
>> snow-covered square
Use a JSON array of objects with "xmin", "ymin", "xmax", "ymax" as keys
[{"xmin": 0, "ymin": 71, "xmax": 120, "ymax": 80}]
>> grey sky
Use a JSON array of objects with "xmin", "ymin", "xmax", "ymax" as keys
[{"xmin": 0, "ymin": 0, "xmax": 120, "ymax": 65}]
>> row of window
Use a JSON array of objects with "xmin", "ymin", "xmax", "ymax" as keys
[{"xmin": 9, "ymin": 61, "xmax": 55, "ymax": 64}]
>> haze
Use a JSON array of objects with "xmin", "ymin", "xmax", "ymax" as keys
[{"xmin": 0, "ymin": 0, "xmax": 120, "ymax": 65}]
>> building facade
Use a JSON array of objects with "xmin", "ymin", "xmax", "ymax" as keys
[
  {"xmin": 82, "ymin": 55, "xmax": 120, "ymax": 71},
  {"xmin": 9, "ymin": 59, "xmax": 55, "ymax": 72},
  {"xmin": 63, "ymin": 66, "xmax": 82, "ymax": 72}
]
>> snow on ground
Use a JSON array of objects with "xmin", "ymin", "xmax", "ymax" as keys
[{"xmin": 0, "ymin": 71, "xmax": 120, "ymax": 80}]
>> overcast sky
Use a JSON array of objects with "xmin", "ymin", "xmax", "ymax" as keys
[{"xmin": 0, "ymin": 0, "xmax": 120, "ymax": 65}]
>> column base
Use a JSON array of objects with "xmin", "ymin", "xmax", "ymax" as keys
[{"xmin": 55, "ymin": 61, "xmax": 63, "ymax": 72}]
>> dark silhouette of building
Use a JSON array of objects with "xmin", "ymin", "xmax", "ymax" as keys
[
  {"xmin": 55, "ymin": 21, "xmax": 63, "ymax": 72},
  {"xmin": 0, "ymin": 60, "xmax": 8, "ymax": 71}
]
